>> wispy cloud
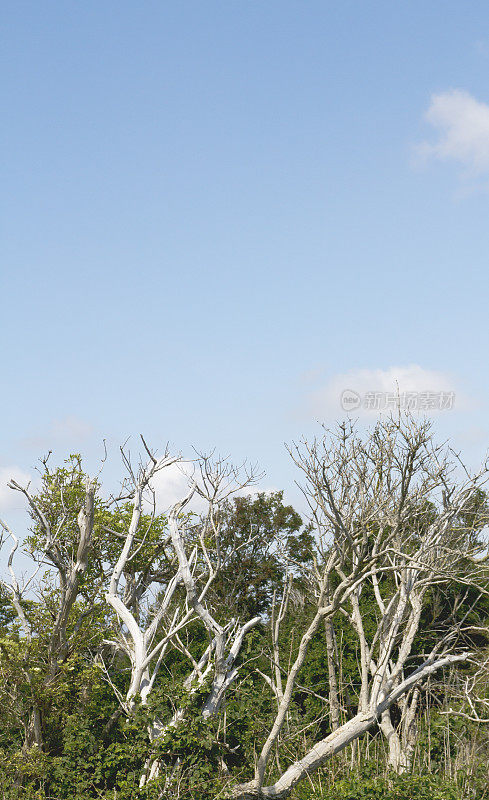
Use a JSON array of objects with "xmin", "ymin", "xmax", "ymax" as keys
[
  {"xmin": 415, "ymin": 89, "xmax": 489, "ymax": 179},
  {"xmin": 474, "ymin": 39, "xmax": 489, "ymax": 58},
  {"xmin": 19, "ymin": 416, "xmax": 94, "ymax": 451},
  {"xmin": 307, "ymin": 364, "xmax": 467, "ymax": 419}
]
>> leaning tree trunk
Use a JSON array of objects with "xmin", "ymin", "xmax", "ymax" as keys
[
  {"xmin": 231, "ymin": 654, "xmax": 469, "ymax": 800},
  {"xmin": 232, "ymin": 711, "xmax": 379, "ymax": 799}
]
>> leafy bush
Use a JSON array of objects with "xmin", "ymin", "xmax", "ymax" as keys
[{"xmin": 296, "ymin": 774, "xmax": 461, "ymax": 800}]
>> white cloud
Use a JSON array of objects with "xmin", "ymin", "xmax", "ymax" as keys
[
  {"xmin": 416, "ymin": 89, "xmax": 489, "ymax": 176},
  {"xmin": 0, "ymin": 467, "xmax": 33, "ymax": 513},
  {"xmin": 147, "ymin": 461, "xmax": 275, "ymax": 516},
  {"xmin": 148, "ymin": 461, "xmax": 198, "ymax": 515},
  {"xmin": 309, "ymin": 364, "xmax": 466, "ymax": 418}
]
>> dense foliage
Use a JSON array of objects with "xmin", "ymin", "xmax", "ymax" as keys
[{"xmin": 1, "ymin": 422, "xmax": 489, "ymax": 799}]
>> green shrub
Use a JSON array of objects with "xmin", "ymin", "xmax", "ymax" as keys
[{"xmin": 296, "ymin": 773, "xmax": 461, "ymax": 800}]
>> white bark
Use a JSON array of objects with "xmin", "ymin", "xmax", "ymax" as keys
[
  {"xmin": 232, "ymin": 418, "xmax": 489, "ymax": 799},
  {"xmin": 102, "ymin": 445, "xmax": 261, "ymax": 787},
  {"xmin": 233, "ymin": 654, "xmax": 470, "ymax": 799}
]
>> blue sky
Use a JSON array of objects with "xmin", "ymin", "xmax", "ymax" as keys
[{"xmin": 2, "ymin": 1, "xmax": 489, "ymax": 514}]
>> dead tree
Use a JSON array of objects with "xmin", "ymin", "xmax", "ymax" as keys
[
  {"xmin": 231, "ymin": 416, "xmax": 489, "ymax": 799},
  {"xmin": 101, "ymin": 442, "xmax": 262, "ymax": 786}
]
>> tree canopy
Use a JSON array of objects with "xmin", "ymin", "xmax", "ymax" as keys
[{"xmin": 1, "ymin": 417, "xmax": 489, "ymax": 800}]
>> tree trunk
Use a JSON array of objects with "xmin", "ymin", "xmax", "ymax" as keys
[
  {"xmin": 23, "ymin": 706, "xmax": 43, "ymax": 751},
  {"xmin": 231, "ymin": 654, "xmax": 469, "ymax": 800},
  {"xmin": 232, "ymin": 712, "xmax": 377, "ymax": 799},
  {"xmin": 324, "ymin": 618, "xmax": 340, "ymax": 731},
  {"xmin": 379, "ymin": 686, "xmax": 420, "ymax": 773},
  {"xmin": 379, "ymin": 709, "xmax": 409, "ymax": 773}
]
